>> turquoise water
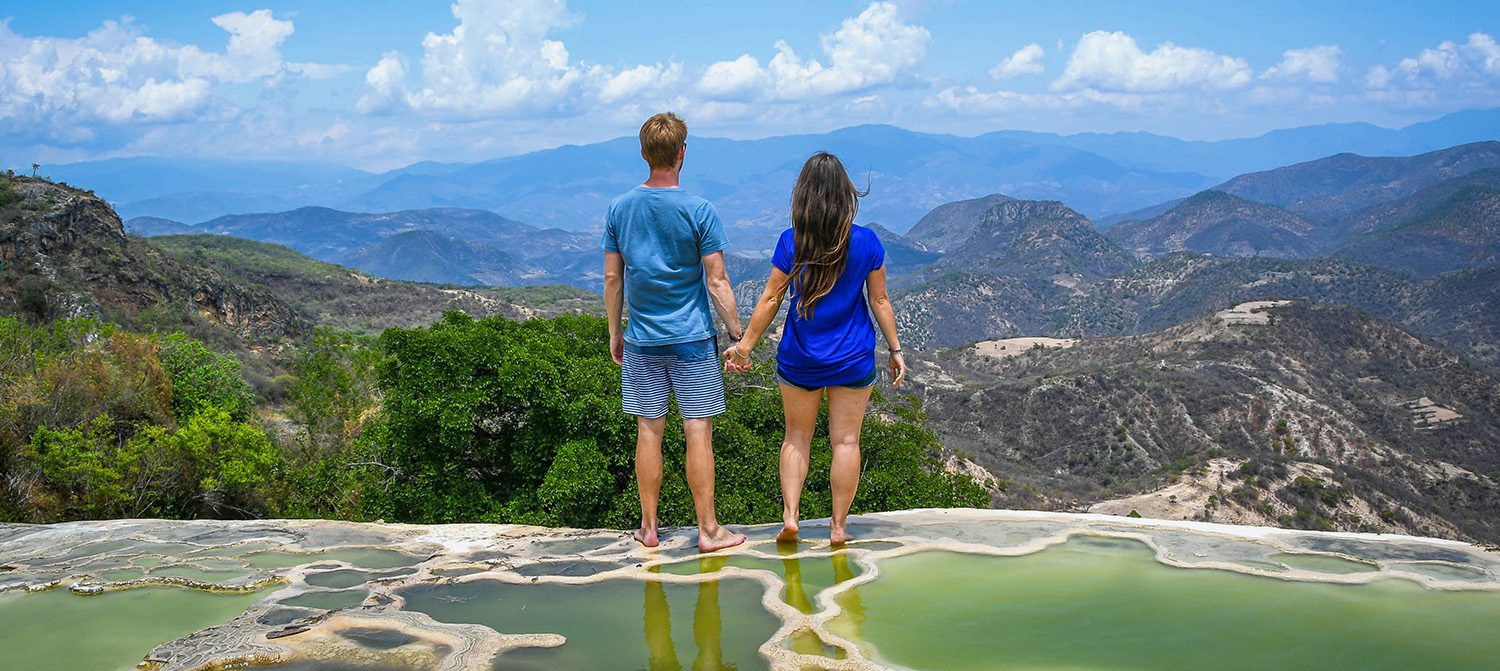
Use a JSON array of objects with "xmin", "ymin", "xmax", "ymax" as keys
[{"xmin": 828, "ymin": 538, "xmax": 1500, "ymax": 670}]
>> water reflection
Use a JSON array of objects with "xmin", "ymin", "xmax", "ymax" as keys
[
  {"xmin": 641, "ymin": 558, "xmax": 737, "ymax": 671},
  {"xmin": 638, "ymin": 549, "xmax": 868, "ymax": 669}
]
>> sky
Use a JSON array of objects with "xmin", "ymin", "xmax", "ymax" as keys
[{"xmin": 2, "ymin": 0, "xmax": 1497, "ymax": 170}]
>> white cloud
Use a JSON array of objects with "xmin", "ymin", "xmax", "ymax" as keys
[
  {"xmin": 990, "ymin": 43, "xmax": 1045, "ymax": 79},
  {"xmin": 356, "ymin": 51, "xmax": 410, "ymax": 114},
  {"xmin": 699, "ymin": 54, "xmax": 770, "ymax": 99},
  {"xmin": 1263, "ymin": 45, "xmax": 1341, "ymax": 83},
  {"xmin": 696, "ymin": 2, "xmax": 930, "ymax": 101},
  {"xmin": 1052, "ymin": 30, "xmax": 1252, "ymax": 92},
  {"xmin": 597, "ymin": 62, "xmax": 683, "ymax": 105},
  {"xmin": 1364, "ymin": 32, "xmax": 1500, "ymax": 109},
  {"xmin": 0, "ymin": 11, "xmax": 338, "ymax": 137},
  {"xmin": 388, "ymin": 0, "xmax": 584, "ymax": 115},
  {"xmin": 358, "ymin": 0, "xmax": 690, "ymax": 117}
]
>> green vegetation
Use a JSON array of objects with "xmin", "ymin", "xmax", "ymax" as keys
[
  {"xmin": 0, "ymin": 313, "xmax": 986, "ymax": 527},
  {"xmin": 372, "ymin": 312, "xmax": 987, "ymax": 526}
]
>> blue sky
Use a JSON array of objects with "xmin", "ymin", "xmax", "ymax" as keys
[{"xmin": 2, "ymin": 1, "xmax": 1497, "ymax": 169}]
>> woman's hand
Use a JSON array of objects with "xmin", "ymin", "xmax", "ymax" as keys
[
  {"xmin": 889, "ymin": 351, "xmax": 907, "ymax": 388},
  {"xmin": 723, "ymin": 344, "xmax": 752, "ymax": 373}
]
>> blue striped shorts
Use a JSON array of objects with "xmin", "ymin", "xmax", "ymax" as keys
[{"xmin": 621, "ymin": 337, "xmax": 726, "ymax": 419}]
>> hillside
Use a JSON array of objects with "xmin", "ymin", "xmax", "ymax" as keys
[
  {"xmin": 895, "ymin": 199, "xmax": 1137, "ymax": 346},
  {"xmin": 912, "ymin": 301, "xmax": 1500, "ymax": 542},
  {"xmin": 1106, "ymin": 190, "xmax": 1319, "ymax": 260},
  {"xmin": 0, "ymin": 176, "xmax": 305, "ymax": 346},
  {"xmin": 130, "ymin": 206, "xmax": 600, "ymax": 290},
  {"xmin": 1214, "ymin": 141, "xmax": 1500, "ymax": 222},
  {"xmin": 143, "ymin": 235, "xmax": 598, "ymax": 334},
  {"xmin": 339, "ymin": 230, "xmax": 528, "ymax": 286},
  {"xmin": 904, "ymin": 193, "xmax": 1016, "ymax": 253},
  {"xmin": 867, "ymin": 223, "xmax": 943, "ymax": 274},
  {"xmin": 1333, "ymin": 183, "xmax": 1500, "ymax": 277}
]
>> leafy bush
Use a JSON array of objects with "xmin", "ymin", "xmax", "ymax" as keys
[
  {"xmin": 159, "ymin": 332, "xmax": 256, "ymax": 422},
  {"xmin": 370, "ymin": 312, "xmax": 988, "ymax": 526}
]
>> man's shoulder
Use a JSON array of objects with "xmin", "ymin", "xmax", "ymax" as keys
[{"xmin": 610, "ymin": 187, "xmax": 645, "ymax": 209}]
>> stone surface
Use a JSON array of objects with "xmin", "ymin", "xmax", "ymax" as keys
[{"xmin": 1, "ymin": 510, "xmax": 1496, "ymax": 670}]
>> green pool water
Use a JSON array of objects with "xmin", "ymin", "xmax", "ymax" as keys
[
  {"xmin": 399, "ymin": 566, "xmax": 781, "ymax": 671},
  {"xmin": 827, "ymin": 538, "xmax": 1500, "ymax": 671},
  {"xmin": 0, "ymin": 586, "xmax": 272, "ymax": 671}
]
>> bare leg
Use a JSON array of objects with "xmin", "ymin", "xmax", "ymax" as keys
[
  {"xmin": 826, "ymin": 385, "xmax": 873, "ymax": 545},
  {"xmin": 684, "ymin": 417, "xmax": 746, "ymax": 552},
  {"xmin": 776, "ymin": 383, "xmax": 823, "ymax": 543},
  {"xmin": 634, "ymin": 415, "xmax": 667, "ymax": 548}
]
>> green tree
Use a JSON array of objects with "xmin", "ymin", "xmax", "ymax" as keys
[
  {"xmin": 371, "ymin": 312, "xmax": 987, "ymax": 527},
  {"xmin": 159, "ymin": 332, "xmax": 255, "ymax": 423}
]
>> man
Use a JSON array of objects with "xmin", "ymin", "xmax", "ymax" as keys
[{"xmin": 603, "ymin": 112, "xmax": 747, "ymax": 552}]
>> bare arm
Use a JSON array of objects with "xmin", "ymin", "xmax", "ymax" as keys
[
  {"xmin": 701, "ymin": 251, "xmax": 744, "ymax": 340},
  {"xmin": 865, "ymin": 264, "xmax": 906, "ymax": 387},
  {"xmin": 604, "ymin": 251, "xmax": 625, "ymax": 364},
  {"xmin": 730, "ymin": 267, "xmax": 792, "ymax": 362}
]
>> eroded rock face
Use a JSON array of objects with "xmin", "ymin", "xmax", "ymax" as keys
[
  {"xmin": 0, "ymin": 176, "xmax": 306, "ymax": 342},
  {"xmin": 0, "ymin": 511, "xmax": 1497, "ymax": 671}
]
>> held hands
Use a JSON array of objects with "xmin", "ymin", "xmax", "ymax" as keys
[
  {"xmin": 722, "ymin": 343, "xmax": 752, "ymax": 373},
  {"xmin": 889, "ymin": 351, "xmax": 907, "ymax": 388}
]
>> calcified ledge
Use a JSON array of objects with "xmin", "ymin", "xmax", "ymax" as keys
[{"xmin": 1, "ymin": 509, "xmax": 1497, "ymax": 671}]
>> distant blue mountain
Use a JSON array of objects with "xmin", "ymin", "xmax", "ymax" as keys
[
  {"xmin": 41, "ymin": 107, "xmax": 1499, "ymax": 248},
  {"xmin": 985, "ymin": 107, "xmax": 1500, "ymax": 179}
]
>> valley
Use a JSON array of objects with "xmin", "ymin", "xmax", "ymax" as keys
[{"xmin": 7, "ymin": 121, "xmax": 1500, "ymax": 545}]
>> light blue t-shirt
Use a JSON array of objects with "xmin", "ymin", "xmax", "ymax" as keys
[{"xmin": 603, "ymin": 186, "xmax": 728, "ymax": 346}]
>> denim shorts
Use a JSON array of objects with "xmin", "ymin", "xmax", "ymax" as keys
[
  {"xmin": 775, "ymin": 365, "xmax": 878, "ymax": 392},
  {"xmin": 621, "ymin": 337, "xmax": 725, "ymax": 419}
]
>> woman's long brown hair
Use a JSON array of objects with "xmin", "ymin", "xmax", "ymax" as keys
[{"xmin": 789, "ymin": 152, "xmax": 865, "ymax": 320}]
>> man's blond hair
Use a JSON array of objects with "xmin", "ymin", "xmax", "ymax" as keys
[{"xmin": 639, "ymin": 112, "xmax": 687, "ymax": 170}]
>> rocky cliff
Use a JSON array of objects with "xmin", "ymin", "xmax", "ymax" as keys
[{"xmin": 0, "ymin": 176, "xmax": 305, "ymax": 343}]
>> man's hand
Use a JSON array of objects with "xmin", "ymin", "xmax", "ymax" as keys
[
  {"xmin": 611, "ymin": 333, "xmax": 625, "ymax": 365},
  {"xmin": 722, "ymin": 344, "xmax": 751, "ymax": 373}
]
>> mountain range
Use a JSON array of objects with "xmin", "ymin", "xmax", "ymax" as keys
[{"xmin": 41, "ymin": 107, "xmax": 1500, "ymax": 249}]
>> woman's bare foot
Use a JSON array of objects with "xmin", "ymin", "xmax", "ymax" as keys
[
  {"xmin": 698, "ymin": 526, "xmax": 748, "ymax": 553},
  {"xmin": 633, "ymin": 525, "xmax": 659, "ymax": 548},
  {"xmin": 775, "ymin": 521, "xmax": 799, "ymax": 543},
  {"xmin": 829, "ymin": 525, "xmax": 852, "ymax": 546}
]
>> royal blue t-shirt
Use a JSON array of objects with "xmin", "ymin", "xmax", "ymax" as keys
[
  {"xmin": 772, "ymin": 225, "xmax": 886, "ymax": 387},
  {"xmin": 603, "ymin": 186, "xmax": 728, "ymax": 346}
]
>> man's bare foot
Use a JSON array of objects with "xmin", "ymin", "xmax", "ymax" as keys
[
  {"xmin": 698, "ymin": 526, "xmax": 748, "ymax": 553},
  {"xmin": 829, "ymin": 525, "xmax": 852, "ymax": 546},
  {"xmin": 775, "ymin": 522, "xmax": 799, "ymax": 543},
  {"xmin": 633, "ymin": 526, "xmax": 659, "ymax": 548}
]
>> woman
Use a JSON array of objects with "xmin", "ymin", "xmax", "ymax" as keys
[{"xmin": 723, "ymin": 151, "xmax": 906, "ymax": 546}]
